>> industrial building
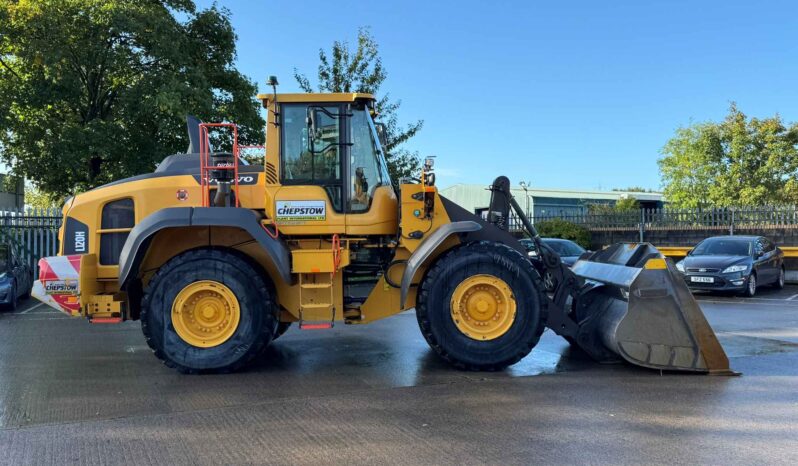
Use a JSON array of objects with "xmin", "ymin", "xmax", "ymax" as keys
[
  {"xmin": 439, "ymin": 184, "xmax": 664, "ymax": 219},
  {"xmin": 0, "ymin": 173, "xmax": 24, "ymax": 210}
]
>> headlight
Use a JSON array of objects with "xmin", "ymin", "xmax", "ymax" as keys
[
  {"xmin": 675, "ymin": 261, "xmax": 685, "ymax": 272},
  {"xmin": 0, "ymin": 272, "xmax": 6, "ymax": 280},
  {"xmin": 722, "ymin": 264, "xmax": 748, "ymax": 273}
]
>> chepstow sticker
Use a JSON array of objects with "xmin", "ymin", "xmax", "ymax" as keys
[
  {"xmin": 44, "ymin": 280, "xmax": 78, "ymax": 295},
  {"xmin": 276, "ymin": 200, "xmax": 326, "ymax": 221}
]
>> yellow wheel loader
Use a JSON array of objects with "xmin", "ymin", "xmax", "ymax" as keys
[{"xmin": 32, "ymin": 89, "xmax": 733, "ymax": 375}]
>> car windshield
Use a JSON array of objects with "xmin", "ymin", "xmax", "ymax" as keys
[
  {"xmin": 543, "ymin": 240, "xmax": 585, "ymax": 256},
  {"xmin": 692, "ymin": 239, "xmax": 752, "ymax": 256},
  {"xmin": 519, "ymin": 239, "xmax": 535, "ymax": 251}
]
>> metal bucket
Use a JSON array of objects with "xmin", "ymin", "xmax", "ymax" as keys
[{"xmin": 570, "ymin": 243, "xmax": 734, "ymax": 374}]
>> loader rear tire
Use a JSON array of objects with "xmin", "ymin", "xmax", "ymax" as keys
[
  {"xmin": 416, "ymin": 241, "xmax": 548, "ymax": 371},
  {"xmin": 273, "ymin": 322, "xmax": 292, "ymax": 340},
  {"xmin": 141, "ymin": 248, "xmax": 278, "ymax": 373}
]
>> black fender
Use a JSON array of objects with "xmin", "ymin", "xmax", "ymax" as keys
[
  {"xmin": 118, "ymin": 207, "xmax": 292, "ymax": 289},
  {"xmin": 399, "ymin": 196, "xmax": 529, "ymax": 308},
  {"xmin": 400, "ymin": 221, "xmax": 482, "ymax": 307}
]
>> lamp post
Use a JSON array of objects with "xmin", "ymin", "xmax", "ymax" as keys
[{"xmin": 519, "ymin": 180, "xmax": 531, "ymax": 218}]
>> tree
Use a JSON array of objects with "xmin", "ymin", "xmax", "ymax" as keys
[
  {"xmin": 24, "ymin": 185, "xmax": 58, "ymax": 210},
  {"xmin": 0, "ymin": 0, "xmax": 264, "ymax": 198},
  {"xmin": 612, "ymin": 186, "xmax": 653, "ymax": 193},
  {"xmin": 294, "ymin": 28, "xmax": 424, "ymax": 182},
  {"xmin": 658, "ymin": 103, "xmax": 798, "ymax": 208},
  {"xmin": 585, "ymin": 196, "xmax": 639, "ymax": 214},
  {"xmin": 535, "ymin": 219, "xmax": 591, "ymax": 249},
  {"xmin": 613, "ymin": 196, "xmax": 640, "ymax": 212}
]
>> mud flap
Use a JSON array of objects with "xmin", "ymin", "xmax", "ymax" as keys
[{"xmin": 571, "ymin": 243, "xmax": 734, "ymax": 374}]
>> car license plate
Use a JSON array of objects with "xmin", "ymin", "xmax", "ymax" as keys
[{"xmin": 691, "ymin": 276, "xmax": 714, "ymax": 283}]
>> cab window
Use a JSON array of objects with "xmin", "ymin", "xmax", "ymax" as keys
[
  {"xmin": 349, "ymin": 108, "xmax": 388, "ymax": 212},
  {"xmin": 281, "ymin": 104, "xmax": 343, "ymax": 211}
]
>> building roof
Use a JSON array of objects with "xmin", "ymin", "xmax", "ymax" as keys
[
  {"xmin": 256, "ymin": 92, "xmax": 375, "ymax": 106},
  {"xmin": 438, "ymin": 183, "xmax": 664, "ymax": 214},
  {"xmin": 440, "ymin": 184, "xmax": 664, "ymax": 201}
]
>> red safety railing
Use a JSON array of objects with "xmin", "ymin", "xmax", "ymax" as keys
[{"xmin": 199, "ymin": 123, "xmax": 240, "ymax": 207}]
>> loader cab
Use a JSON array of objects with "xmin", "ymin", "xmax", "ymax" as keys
[{"xmin": 260, "ymin": 93, "xmax": 398, "ymax": 235}]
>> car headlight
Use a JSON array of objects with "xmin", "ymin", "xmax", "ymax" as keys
[
  {"xmin": 0, "ymin": 272, "xmax": 6, "ymax": 280},
  {"xmin": 722, "ymin": 264, "xmax": 748, "ymax": 274},
  {"xmin": 675, "ymin": 261, "xmax": 685, "ymax": 272}
]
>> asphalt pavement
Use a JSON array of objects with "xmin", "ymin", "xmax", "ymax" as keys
[{"xmin": 1, "ymin": 287, "xmax": 797, "ymax": 465}]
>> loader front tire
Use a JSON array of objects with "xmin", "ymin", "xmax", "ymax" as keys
[
  {"xmin": 416, "ymin": 241, "xmax": 548, "ymax": 371},
  {"xmin": 141, "ymin": 248, "xmax": 278, "ymax": 373}
]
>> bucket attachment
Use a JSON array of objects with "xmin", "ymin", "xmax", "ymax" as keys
[{"xmin": 569, "ymin": 243, "xmax": 733, "ymax": 374}]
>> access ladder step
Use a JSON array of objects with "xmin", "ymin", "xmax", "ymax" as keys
[
  {"xmin": 299, "ymin": 322, "xmax": 334, "ymax": 330},
  {"xmin": 300, "ymin": 283, "xmax": 333, "ymax": 289},
  {"xmin": 298, "ymin": 305, "xmax": 336, "ymax": 330},
  {"xmin": 90, "ymin": 317, "xmax": 123, "ymax": 324},
  {"xmin": 301, "ymin": 303, "xmax": 332, "ymax": 309}
]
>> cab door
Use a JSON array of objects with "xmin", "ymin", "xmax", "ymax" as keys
[
  {"xmin": 342, "ymin": 103, "xmax": 398, "ymax": 236},
  {"xmin": 272, "ymin": 103, "xmax": 347, "ymax": 235}
]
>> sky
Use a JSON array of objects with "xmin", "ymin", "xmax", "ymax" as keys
[{"xmin": 192, "ymin": 1, "xmax": 796, "ymax": 191}]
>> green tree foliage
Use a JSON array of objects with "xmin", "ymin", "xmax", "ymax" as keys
[
  {"xmin": 535, "ymin": 218, "xmax": 591, "ymax": 249},
  {"xmin": 24, "ymin": 185, "xmax": 58, "ymax": 209},
  {"xmin": 613, "ymin": 196, "xmax": 640, "ymax": 212},
  {"xmin": 659, "ymin": 103, "xmax": 798, "ymax": 208},
  {"xmin": 294, "ymin": 28, "xmax": 424, "ymax": 183},
  {"xmin": 585, "ymin": 197, "xmax": 639, "ymax": 214},
  {"xmin": 585, "ymin": 202, "xmax": 614, "ymax": 214},
  {"xmin": 0, "ymin": 0, "xmax": 264, "ymax": 198}
]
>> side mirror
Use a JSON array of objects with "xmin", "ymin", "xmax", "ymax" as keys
[{"xmin": 375, "ymin": 123, "xmax": 389, "ymax": 148}]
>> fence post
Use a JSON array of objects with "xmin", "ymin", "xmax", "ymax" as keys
[
  {"xmin": 730, "ymin": 208, "xmax": 734, "ymax": 236},
  {"xmin": 639, "ymin": 208, "xmax": 645, "ymax": 243}
]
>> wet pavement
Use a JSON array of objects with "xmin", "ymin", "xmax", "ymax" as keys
[{"xmin": 1, "ymin": 288, "xmax": 797, "ymax": 465}]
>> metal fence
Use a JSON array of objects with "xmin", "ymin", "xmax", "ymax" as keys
[
  {"xmin": 512, "ymin": 206, "xmax": 798, "ymax": 231},
  {"xmin": 519, "ymin": 206, "xmax": 798, "ymax": 233},
  {"xmin": 0, "ymin": 208, "xmax": 61, "ymax": 279}
]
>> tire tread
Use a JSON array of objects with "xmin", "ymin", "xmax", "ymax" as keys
[
  {"xmin": 140, "ymin": 248, "xmax": 276, "ymax": 374},
  {"xmin": 416, "ymin": 241, "xmax": 548, "ymax": 371}
]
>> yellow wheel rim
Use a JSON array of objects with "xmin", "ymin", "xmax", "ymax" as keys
[
  {"xmin": 450, "ymin": 274, "xmax": 516, "ymax": 341},
  {"xmin": 171, "ymin": 280, "xmax": 241, "ymax": 348}
]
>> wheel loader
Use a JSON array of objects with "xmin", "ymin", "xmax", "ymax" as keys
[{"xmin": 32, "ymin": 88, "xmax": 733, "ymax": 375}]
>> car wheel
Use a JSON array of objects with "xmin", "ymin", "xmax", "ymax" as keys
[
  {"xmin": 21, "ymin": 274, "xmax": 32, "ymax": 299},
  {"xmin": 2, "ymin": 282, "xmax": 18, "ymax": 312},
  {"xmin": 742, "ymin": 273, "xmax": 757, "ymax": 298},
  {"xmin": 773, "ymin": 267, "xmax": 785, "ymax": 290}
]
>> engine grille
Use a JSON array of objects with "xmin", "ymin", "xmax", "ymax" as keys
[{"xmin": 686, "ymin": 268, "xmax": 720, "ymax": 273}]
